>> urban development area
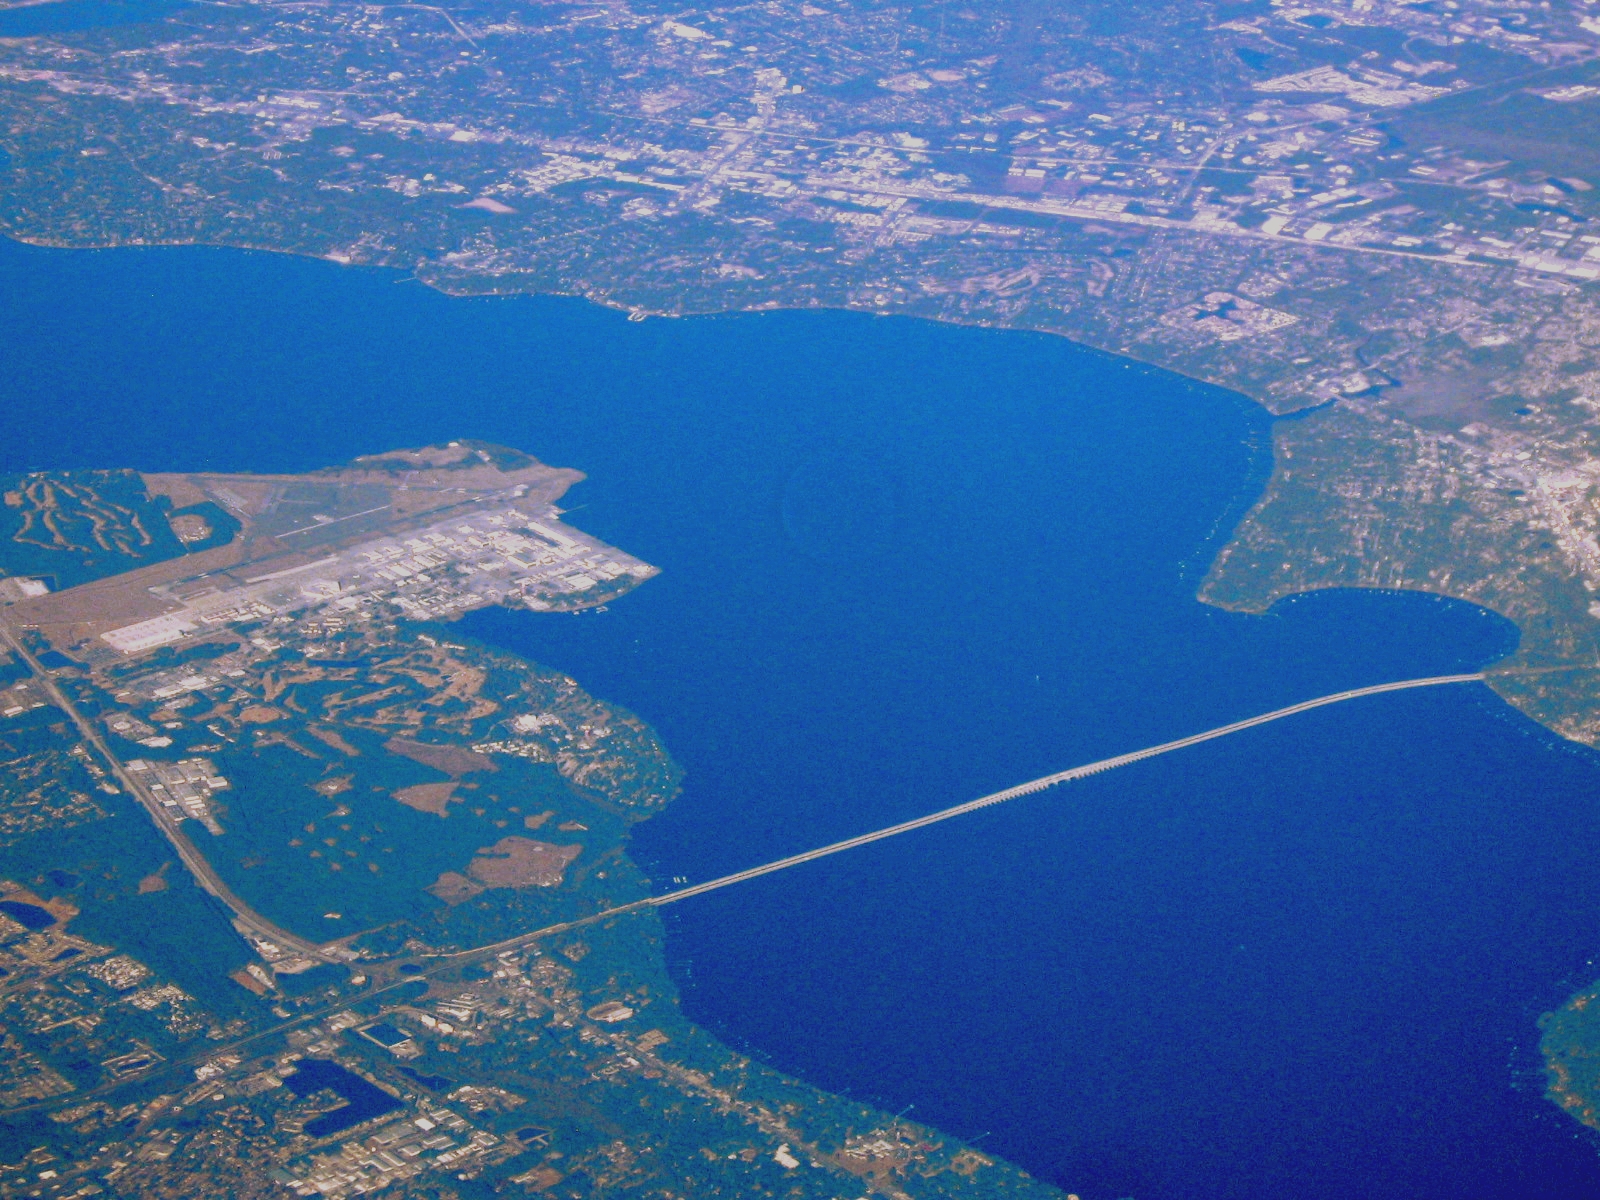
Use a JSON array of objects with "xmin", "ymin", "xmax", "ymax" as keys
[
  {"xmin": 9, "ymin": 0, "xmax": 1600, "ymax": 740},
  {"xmin": 0, "ymin": 445, "xmax": 1052, "ymax": 1199},
  {"xmin": 12, "ymin": 0, "xmax": 1600, "ymax": 1193}
]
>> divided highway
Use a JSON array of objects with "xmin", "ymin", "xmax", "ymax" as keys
[
  {"xmin": 0, "ymin": 620, "xmax": 1486, "ymax": 975},
  {"xmin": 0, "ymin": 666, "xmax": 1490, "ymax": 1108},
  {"xmin": 458, "ymin": 671, "xmax": 1487, "ymax": 960},
  {"xmin": 0, "ymin": 619, "xmax": 332, "ymax": 963},
  {"xmin": 640, "ymin": 672, "xmax": 1487, "ymax": 907}
]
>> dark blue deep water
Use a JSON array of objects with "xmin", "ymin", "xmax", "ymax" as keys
[
  {"xmin": 283, "ymin": 1059, "xmax": 403, "ymax": 1137},
  {"xmin": 0, "ymin": 0, "xmax": 193, "ymax": 38},
  {"xmin": 0, "ymin": 900, "xmax": 56, "ymax": 931},
  {"xmin": 5, "ymin": 238, "xmax": 1600, "ymax": 1199}
]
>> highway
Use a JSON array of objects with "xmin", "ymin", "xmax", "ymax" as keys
[
  {"xmin": 799, "ymin": 175, "xmax": 1496, "ymax": 269},
  {"xmin": 0, "ymin": 667, "xmax": 1489, "ymax": 1115},
  {"xmin": 0, "ymin": 618, "xmax": 332, "ymax": 963},
  {"xmin": 454, "ymin": 670, "xmax": 1487, "ymax": 959},
  {"xmin": 643, "ymin": 672, "xmax": 1488, "ymax": 906},
  {"xmin": 0, "ymin": 632, "xmax": 1485, "ymax": 974}
]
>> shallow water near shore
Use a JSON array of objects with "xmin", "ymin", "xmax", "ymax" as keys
[{"xmin": 4, "ymin": 236, "xmax": 1600, "ymax": 1198}]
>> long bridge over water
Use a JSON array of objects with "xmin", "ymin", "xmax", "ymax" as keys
[
  {"xmin": 460, "ymin": 670, "xmax": 1489, "ymax": 959},
  {"xmin": 0, "ymin": 600, "xmax": 1494, "ymax": 964},
  {"xmin": 0, "ymin": 668, "xmax": 1496, "ymax": 1110}
]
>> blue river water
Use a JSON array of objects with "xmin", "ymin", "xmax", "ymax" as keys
[
  {"xmin": 4, "ymin": 238, "xmax": 1600, "ymax": 1198},
  {"xmin": 0, "ymin": 0, "xmax": 193, "ymax": 39}
]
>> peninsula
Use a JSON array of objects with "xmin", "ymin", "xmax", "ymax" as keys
[
  {"xmin": 0, "ymin": 443, "xmax": 1055, "ymax": 1200},
  {"xmin": 6, "ymin": 0, "xmax": 1600, "ymax": 743}
]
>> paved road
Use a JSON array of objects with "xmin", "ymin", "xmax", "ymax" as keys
[
  {"xmin": 0, "ymin": 668, "xmax": 1488, "ymax": 1114},
  {"xmin": 0, "ymin": 618, "xmax": 331, "ymax": 962},
  {"xmin": 637, "ymin": 672, "xmax": 1488, "ymax": 907},
  {"xmin": 454, "ymin": 671, "xmax": 1488, "ymax": 960},
  {"xmin": 0, "ymin": 643, "xmax": 1485, "ymax": 974}
]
